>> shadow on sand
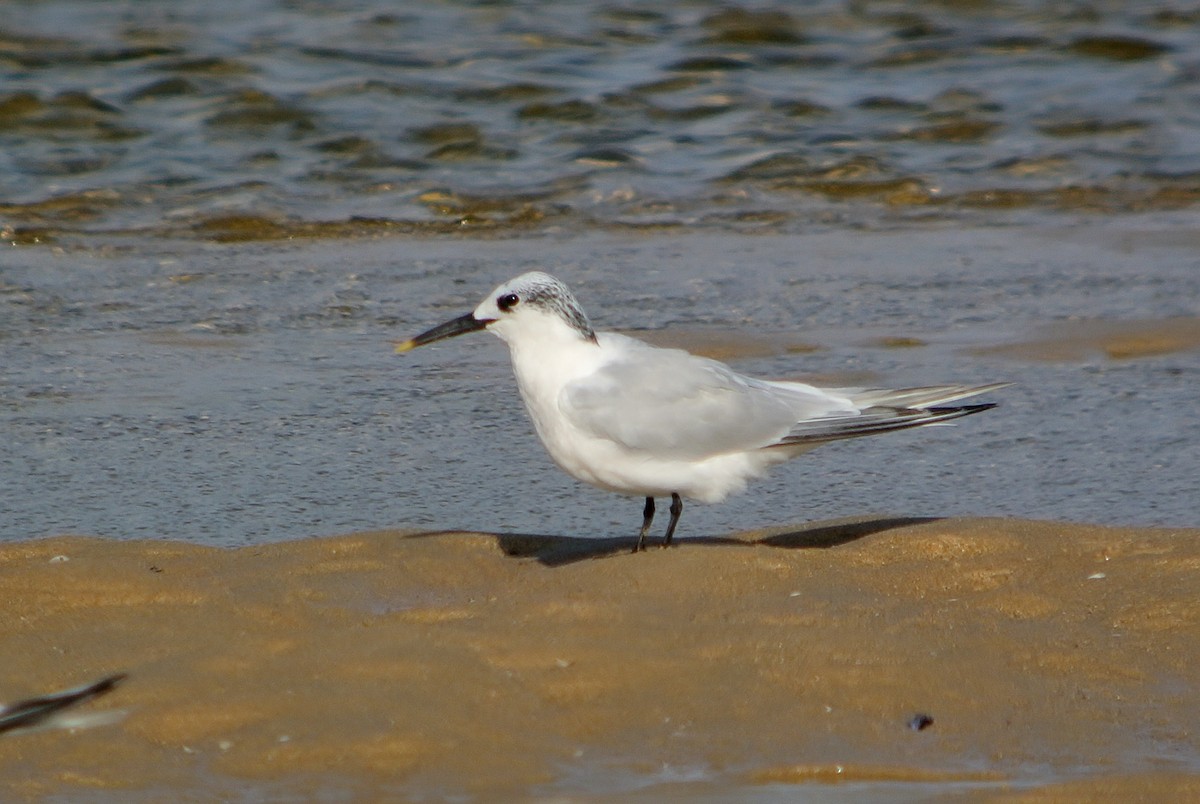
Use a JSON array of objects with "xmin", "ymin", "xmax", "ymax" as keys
[{"xmin": 470, "ymin": 516, "xmax": 941, "ymax": 567}]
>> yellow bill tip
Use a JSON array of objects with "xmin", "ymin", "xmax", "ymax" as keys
[{"xmin": 392, "ymin": 339, "xmax": 417, "ymax": 354}]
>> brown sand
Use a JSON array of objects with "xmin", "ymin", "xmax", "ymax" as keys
[
  {"xmin": 631, "ymin": 327, "xmax": 824, "ymax": 363},
  {"xmin": 2, "ymin": 517, "xmax": 1198, "ymax": 799},
  {"xmin": 973, "ymin": 317, "xmax": 1200, "ymax": 362}
]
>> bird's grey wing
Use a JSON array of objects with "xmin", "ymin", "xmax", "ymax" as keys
[
  {"xmin": 769, "ymin": 403, "xmax": 997, "ymax": 446},
  {"xmin": 765, "ymin": 382, "xmax": 1009, "ymax": 445},
  {"xmin": 559, "ymin": 340, "xmax": 851, "ymax": 460}
]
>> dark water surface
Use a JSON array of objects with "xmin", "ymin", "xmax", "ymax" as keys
[{"xmin": 4, "ymin": 0, "xmax": 1200, "ymax": 239}]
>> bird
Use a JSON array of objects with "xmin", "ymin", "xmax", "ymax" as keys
[
  {"xmin": 395, "ymin": 272, "xmax": 1006, "ymax": 551},
  {"xmin": 0, "ymin": 673, "xmax": 127, "ymax": 735}
]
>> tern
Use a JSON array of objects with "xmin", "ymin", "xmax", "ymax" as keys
[{"xmin": 396, "ymin": 272, "xmax": 1006, "ymax": 551}]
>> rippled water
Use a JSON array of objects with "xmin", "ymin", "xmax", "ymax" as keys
[
  {"xmin": 3, "ymin": 1, "xmax": 1200, "ymax": 546},
  {"xmin": 4, "ymin": 0, "xmax": 1200, "ymax": 240}
]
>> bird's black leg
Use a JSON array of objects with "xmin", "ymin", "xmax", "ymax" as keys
[
  {"xmin": 634, "ymin": 496, "xmax": 655, "ymax": 553},
  {"xmin": 662, "ymin": 493, "xmax": 683, "ymax": 547}
]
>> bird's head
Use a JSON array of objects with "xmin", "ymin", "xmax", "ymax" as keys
[{"xmin": 394, "ymin": 271, "xmax": 596, "ymax": 353}]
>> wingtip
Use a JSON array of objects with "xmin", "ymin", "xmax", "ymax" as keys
[{"xmin": 929, "ymin": 402, "xmax": 999, "ymax": 416}]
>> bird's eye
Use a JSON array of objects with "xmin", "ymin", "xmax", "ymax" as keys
[{"xmin": 498, "ymin": 293, "xmax": 520, "ymax": 311}]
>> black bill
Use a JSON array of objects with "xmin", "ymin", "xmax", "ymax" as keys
[{"xmin": 394, "ymin": 313, "xmax": 490, "ymax": 353}]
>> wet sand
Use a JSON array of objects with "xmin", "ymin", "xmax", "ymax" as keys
[
  {"xmin": 972, "ymin": 317, "xmax": 1200, "ymax": 362},
  {"xmin": 2, "ymin": 517, "xmax": 1198, "ymax": 799}
]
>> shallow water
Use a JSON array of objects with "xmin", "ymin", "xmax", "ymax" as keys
[{"xmin": 3, "ymin": 226, "xmax": 1199, "ymax": 545}]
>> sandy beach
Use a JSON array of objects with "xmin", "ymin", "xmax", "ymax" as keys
[{"xmin": 2, "ymin": 517, "xmax": 1198, "ymax": 799}]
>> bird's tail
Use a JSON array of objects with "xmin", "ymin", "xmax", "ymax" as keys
[{"xmin": 768, "ymin": 383, "xmax": 1009, "ymax": 447}]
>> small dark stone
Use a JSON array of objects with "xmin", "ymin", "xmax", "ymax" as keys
[{"xmin": 908, "ymin": 713, "xmax": 934, "ymax": 731}]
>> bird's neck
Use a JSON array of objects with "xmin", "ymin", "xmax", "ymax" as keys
[
  {"xmin": 505, "ymin": 330, "xmax": 602, "ymax": 439},
  {"xmin": 508, "ymin": 330, "xmax": 599, "ymax": 389}
]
